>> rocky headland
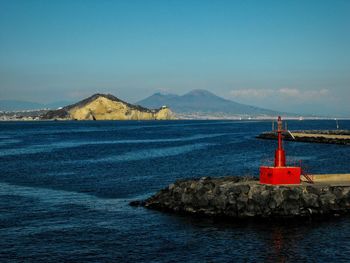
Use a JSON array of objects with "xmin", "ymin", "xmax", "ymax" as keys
[
  {"xmin": 257, "ymin": 130, "xmax": 350, "ymax": 145},
  {"xmin": 131, "ymin": 175, "xmax": 350, "ymax": 219},
  {"xmin": 42, "ymin": 93, "xmax": 175, "ymax": 121}
]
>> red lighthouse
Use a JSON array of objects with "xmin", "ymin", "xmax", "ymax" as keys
[{"xmin": 260, "ymin": 116, "xmax": 301, "ymax": 185}]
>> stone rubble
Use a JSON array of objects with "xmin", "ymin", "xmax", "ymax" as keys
[{"xmin": 131, "ymin": 176, "xmax": 350, "ymax": 219}]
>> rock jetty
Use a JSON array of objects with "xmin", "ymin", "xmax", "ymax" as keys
[
  {"xmin": 131, "ymin": 176, "xmax": 350, "ymax": 219},
  {"xmin": 257, "ymin": 130, "xmax": 350, "ymax": 145}
]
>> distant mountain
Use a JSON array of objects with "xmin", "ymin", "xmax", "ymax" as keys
[
  {"xmin": 0, "ymin": 100, "xmax": 72, "ymax": 111},
  {"xmin": 137, "ymin": 89, "xmax": 285, "ymax": 117},
  {"xmin": 45, "ymin": 101, "xmax": 73, "ymax": 109},
  {"xmin": 42, "ymin": 93, "xmax": 174, "ymax": 120},
  {"xmin": 0, "ymin": 100, "xmax": 45, "ymax": 111}
]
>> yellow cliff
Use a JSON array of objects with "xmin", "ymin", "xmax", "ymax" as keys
[{"xmin": 42, "ymin": 94, "xmax": 175, "ymax": 121}]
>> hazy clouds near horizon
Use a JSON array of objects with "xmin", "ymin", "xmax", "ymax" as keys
[{"xmin": 0, "ymin": 0, "xmax": 349, "ymax": 116}]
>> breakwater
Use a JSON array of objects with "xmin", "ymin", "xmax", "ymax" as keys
[
  {"xmin": 257, "ymin": 130, "xmax": 350, "ymax": 145},
  {"xmin": 131, "ymin": 176, "xmax": 350, "ymax": 219}
]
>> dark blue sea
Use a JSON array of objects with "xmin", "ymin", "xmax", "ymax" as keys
[{"xmin": 1, "ymin": 120, "xmax": 350, "ymax": 262}]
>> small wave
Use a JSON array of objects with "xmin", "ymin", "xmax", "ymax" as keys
[
  {"xmin": 0, "ymin": 139, "xmax": 22, "ymax": 146},
  {"xmin": 0, "ymin": 133, "xmax": 225, "ymax": 157},
  {"xmin": 0, "ymin": 182, "xmax": 128, "ymax": 213},
  {"xmin": 73, "ymin": 142, "xmax": 217, "ymax": 163}
]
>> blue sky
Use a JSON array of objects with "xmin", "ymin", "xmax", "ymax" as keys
[{"xmin": 0, "ymin": 0, "xmax": 349, "ymax": 116}]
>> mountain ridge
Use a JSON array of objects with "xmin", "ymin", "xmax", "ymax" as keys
[
  {"xmin": 137, "ymin": 89, "xmax": 287, "ymax": 117},
  {"xmin": 0, "ymin": 100, "xmax": 72, "ymax": 111}
]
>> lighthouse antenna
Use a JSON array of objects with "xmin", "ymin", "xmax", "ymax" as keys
[{"xmin": 275, "ymin": 116, "xmax": 286, "ymax": 167}]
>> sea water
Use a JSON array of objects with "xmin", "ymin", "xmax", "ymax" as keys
[{"xmin": 0, "ymin": 120, "xmax": 350, "ymax": 262}]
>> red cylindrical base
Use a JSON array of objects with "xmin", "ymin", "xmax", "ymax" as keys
[
  {"xmin": 260, "ymin": 166, "xmax": 301, "ymax": 185},
  {"xmin": 275, "ymin": 149, "xmax": 286, "ymax": 167}
]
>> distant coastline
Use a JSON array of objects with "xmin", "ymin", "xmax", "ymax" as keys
[
  {"xmin": 1, "ymin": 109, "xmax": 348, "ymax": 122},
  {"xmin": 1, "ymin": 91, "xmax": 348, "ymax": 121}
]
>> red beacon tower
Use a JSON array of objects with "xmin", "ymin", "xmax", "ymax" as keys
[{"xmin": 260, "ymin": 116, "xmax": 301, "ymax": 185}]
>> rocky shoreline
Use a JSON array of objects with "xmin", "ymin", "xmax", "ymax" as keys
[
  {"xmin": 257, "ymin": 130, "xmax": 350, "ymax": 145},
  {"xmin": 130, "ymin": 176, "xmax": 350, "ymax": 219}
]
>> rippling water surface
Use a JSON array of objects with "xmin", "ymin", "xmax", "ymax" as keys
[{"xmin": 1, "ymin": 120, "xmax": 350, "ymax": 262}]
